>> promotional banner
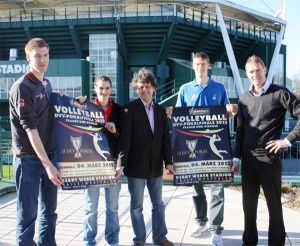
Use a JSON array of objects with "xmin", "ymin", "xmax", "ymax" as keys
[
  {"xmin": 51, "ymin": 93, "xmax": 117, "ymax": 190},
  {"xmin": 172, "ymin": 105, "xmax": 234, "ymax": 185}
]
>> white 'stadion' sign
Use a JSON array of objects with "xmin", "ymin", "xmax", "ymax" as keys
[{"xmin": 0, "ymin": 64, "xmax": 30, "ymax": 74}]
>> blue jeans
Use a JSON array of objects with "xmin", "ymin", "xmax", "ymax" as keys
[
  {"xmin": 13, "ymin": 153, "xmax": 58, "ymax": 246},
  {"xmin": 83, "ymin": 182, "xmax": 121, "ymax": 246},
  {"xmin": 127, "ymin": 176, "xmax": 168, "ymax": 244},
  {"xmin": 193, "ymin": 183, "xmax": 224, "ymax": 235}
]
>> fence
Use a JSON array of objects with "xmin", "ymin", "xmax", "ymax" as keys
[
  {"xmin": 0, "ymin": 132, "xmax": 299, "ymax": 180},
  {"xmin": 0, "ymin": 131, "xmax": 13, "ymax": 180}
]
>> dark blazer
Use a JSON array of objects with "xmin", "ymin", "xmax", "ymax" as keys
[{"xmin": 118, "ymin": 98, "xmax": 173, "ymax": 178}]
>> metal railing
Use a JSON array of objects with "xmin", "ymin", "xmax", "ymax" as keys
[
  {"xmin": 154, "ymin": 79, "xmax": 185, "ymax": 103},
  {"xmin": 0, "ymin": 3, "xmax": 279, "ymax": 43},
  {"xmin": 0, "ymin": 131, "xmax": 299, "ymax": 180},
  {"xmin": 0, "ymin": 131, "xmax": 13, "ymax": 180}
]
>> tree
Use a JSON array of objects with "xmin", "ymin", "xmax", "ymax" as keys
[{"xmin": 291, "ymin": 71, "xmax": 300, "ymax": 99}]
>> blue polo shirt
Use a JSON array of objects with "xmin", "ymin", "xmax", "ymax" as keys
[{"xmin": 175, "ymin": 79, "xmax": 229, "ymax": 107}]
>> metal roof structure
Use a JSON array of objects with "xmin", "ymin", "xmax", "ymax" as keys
[
  {"xmin": 0, "ymin": 0, "xmax": 286, "ymax": 32},
  {"xmin": 0, "ymin": 0, "xmax": 287, "ymax": 119},
  {"xmin": 0, "ymin": 0, "xmax": 286, "ymax": 92}
]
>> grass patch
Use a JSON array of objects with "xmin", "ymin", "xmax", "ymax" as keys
[
  {"xmin": 1, "ymin": 164, "xmax": 14, "ymax": 181},
  {"xmin": 281, "ymin": 182, "xmax": 293, "ymax": 194},
  {"xmin": 228, "ymin": 183, "xmax": 300, "ymax": 211}
]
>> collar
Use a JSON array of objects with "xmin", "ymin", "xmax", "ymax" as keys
[
  {"xmin": 192, "ymin": 78, "xmax": 210, "ymax": 87},
  {"xmin": 93, "ymin": 98, "xmax": 113, "ymax": 121},
  {"xmin": 25, "ymin": 71, "xmax": 48, "ymax": 85},
  {"xmin": 140, "ymin": 98, "xmax": 154, "ymax": 109},
  {"xmin": 249, "ymin": 80, "xmax": 271, "ymax": 96},
  {"xmin": 93, "ymin": 98, "xmax": 113, "ymax": 108}
]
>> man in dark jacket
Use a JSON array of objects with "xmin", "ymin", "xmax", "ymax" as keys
[
  {"xmin": 118, "ymin": 68, "xmax": 175, "ymax": 246},
  {"xmin": 10, "ymin": 38, "xmax": 63, "ymax": 246}
]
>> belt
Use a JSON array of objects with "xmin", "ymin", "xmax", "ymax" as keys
[{"xmin": 16, "ymin": 152, "xmax": 56, "ymax": 158}]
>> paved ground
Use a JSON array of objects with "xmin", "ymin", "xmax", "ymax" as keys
[{"xmin": 0, "ymin": 184, "xmax": 300, "ymax": 246}]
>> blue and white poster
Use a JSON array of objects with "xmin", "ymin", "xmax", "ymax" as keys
[
  {"xmin": 172, "ymin": 105, "xmax": 234, "ymax": 185},
  {"xmin": 51, "ymin": 93, "xmax": 117, "ymax": 190}
]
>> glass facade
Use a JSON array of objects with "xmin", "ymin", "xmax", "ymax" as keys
[
  {"xmin": 273, "ymin": 53, "xmax": 284, "ymax": 87},
  {"xmin": 0, "ymin": 78, "xmax": 15, "ymax": 99},
  {"xmin": 211, "ymin": 75, "xmax": 250, "ymax": 98},
  {"xmin": 89, "ymin": 34, "xmax": 118, "ymax": 102},
  {"xmin": 50, "ymin": 76, "xmax": 82, "ymax": 98},
  {"xmin": 0, "ymin": 76, "xmax": 82, "ymax": 99}
]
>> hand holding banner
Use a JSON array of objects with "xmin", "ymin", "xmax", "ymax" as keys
[
  {"xmin": 51, "ymin": 93, "xmax": 117, "ymax": 190},
  {"xmin": 171, "ymin": 105, "xmax": 234, "ymax": 185}
]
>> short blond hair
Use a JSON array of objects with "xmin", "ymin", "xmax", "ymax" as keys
[
  {"xmin": 193, "ymin": 52, "xmax": 210, "ymax": 63},
  {"xmin": 25, "ymin": 38, "xmax": 49, "ymax": 55},
  {"xmin": 245, "ymin": 55, "xmax": 266, "ymax": 70}
]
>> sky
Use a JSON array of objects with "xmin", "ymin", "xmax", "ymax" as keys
[{"xmin": 230, "ymin": 0, "xmax": 298, "ymax": 78}]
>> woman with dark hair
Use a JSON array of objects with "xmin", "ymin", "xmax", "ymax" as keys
[{"xmin": 83, "ymin": 75, "xmax": 123, "ymax": 246}]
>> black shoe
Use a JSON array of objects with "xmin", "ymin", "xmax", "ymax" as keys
[{"xmin": 157, "ymin": 239, "xmax": 175, "ymax": 246}]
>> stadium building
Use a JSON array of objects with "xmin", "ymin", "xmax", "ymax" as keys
[{"xmin": 0, "ymin": 0, "xmax": 286, "ymax": 129}]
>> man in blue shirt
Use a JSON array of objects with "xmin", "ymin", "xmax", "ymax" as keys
[{"xmin": 167, "ymin": 52, "xmax": 237, "ymax": 246}]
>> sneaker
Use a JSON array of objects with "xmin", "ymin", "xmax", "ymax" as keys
[
  {"xmin": 190, "ymin": 224, "xmax": 209, "ymax": 238},
  {"xmin": 211, "ymin": 234, "xmax": 223, "ymax": 246}
]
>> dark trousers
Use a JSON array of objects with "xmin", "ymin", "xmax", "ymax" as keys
[{"xmin": 241, "ymin": 150, "xmax": 286, "ymax": 246}]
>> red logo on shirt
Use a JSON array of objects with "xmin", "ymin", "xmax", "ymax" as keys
[{"xmin": 17, "ymin": 99, "xmax": 25, "ymax": 107}]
